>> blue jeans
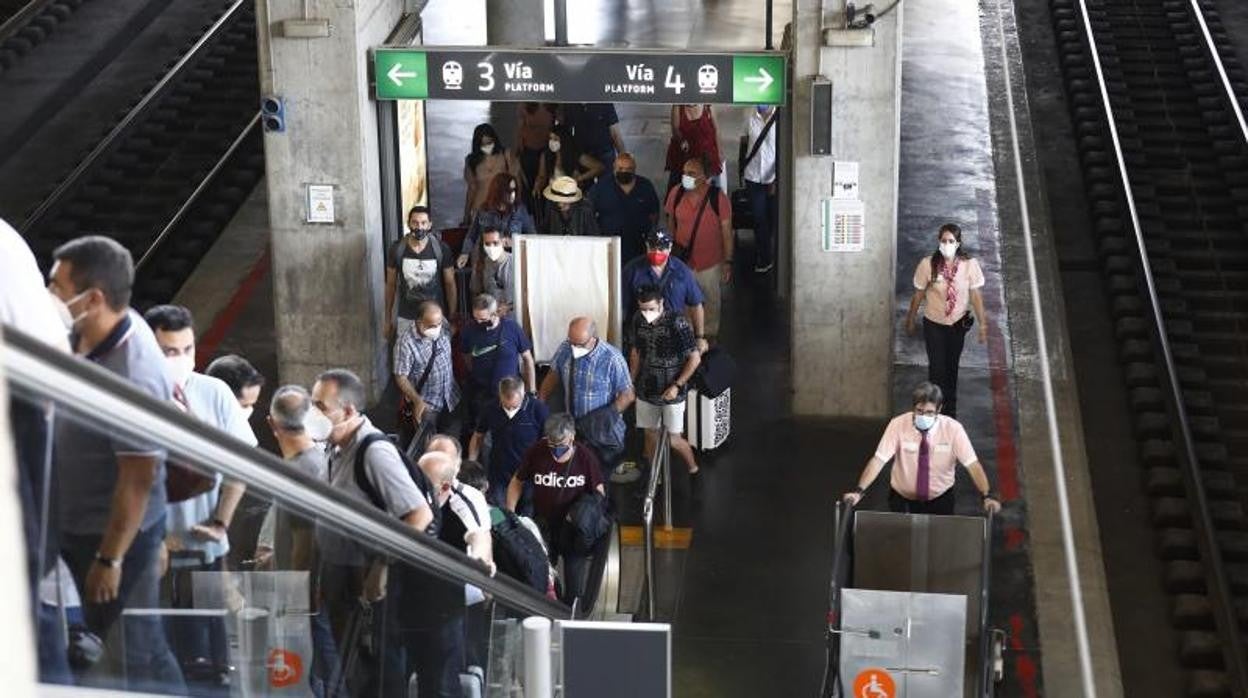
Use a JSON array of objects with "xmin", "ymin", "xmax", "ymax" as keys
[
  {"xmin": 746, "ymin": 179, "xmax": 777, "ymax": 267},
  {"xmin": 61, "ymin": 518, "xmax": 186, "ymax": 694}
]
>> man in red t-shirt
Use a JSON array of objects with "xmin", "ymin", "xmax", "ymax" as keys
[
  {"xmin": 506, "ymin": 412, "xmax": 605, "ymax": 603},
  {"xmin": 664, "ymin": 156, "xmax": 733, "ymax": 340}
]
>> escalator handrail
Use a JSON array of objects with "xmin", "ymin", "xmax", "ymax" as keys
[
  {"xmin": 19, "ymin": 0, "xmax": 250, "ymax": 235},
  {"xmin": 0, "ymin": 324, "xmax": 571, "ymax": 620},
  {"xmin": 134, "ymin": 112, "xmax": 260, "ymax": 272},
  {"xmin": 0, "ymin": 0, "xmax": 55, "ymax": 45},
  {"xmin": 1186, "ymin": 0, "xmax": 1248, "ymax": 148},
  {"xmin": 1071, "ymin": 0, "xmax": 1248, "ymax": 692},
  {"xmin": 977, "ymin": 510, "xmax": 995, "ymax": 697}
]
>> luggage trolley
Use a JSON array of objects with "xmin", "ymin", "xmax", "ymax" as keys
[{"xmin": 819, "ymin": 503, "xmax": 1005, "ymax": 698}]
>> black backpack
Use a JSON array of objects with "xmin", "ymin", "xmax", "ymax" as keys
[
  {"xmin": 491, "ymin": 509, "xmax": 550, "ymax": 593},
  {"xmin": 353, "ymin": 431, "xmax": 441, "ymax": 535}
]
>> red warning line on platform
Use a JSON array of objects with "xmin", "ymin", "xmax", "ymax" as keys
[{"xmin": 196, "ymin": 246, "xmax": 272, "ymax": 369}]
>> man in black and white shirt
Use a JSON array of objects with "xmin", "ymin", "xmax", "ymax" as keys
[
  {"xmin": 628, "ymin": 284, "xmax": 703, "ymax": 475},
  {"xmin": 385, "ymin": 205, "xmax": 457, "ymax": 341}
]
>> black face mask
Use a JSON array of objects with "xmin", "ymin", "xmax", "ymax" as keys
[
  {"xmin": 411, "ymin": 227, "xmax": 431, "ymax": 240},
  {"xmin": 615, "ymin": 171, "xmax": 635, "ymax": 185},
  {"xmin": 476, "ymin": 318, "xmax": 494, "ymax": 329}
]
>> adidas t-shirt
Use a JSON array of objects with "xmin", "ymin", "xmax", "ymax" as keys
[{"xmin": 514, "ymin": 443, "xmax": 604, "ymax": 524}]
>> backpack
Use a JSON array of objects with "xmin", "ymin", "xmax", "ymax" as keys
[
  {"xmin": 353, "ymin": 431, "xmax": 442, "ymax": 535},
  {"xmin": 559, "ymin": 491, "xmax": 612, "ymax": 556},
  {"xmin": 491, "ymin": 508, "xmax": 551, "ymax": 593}
]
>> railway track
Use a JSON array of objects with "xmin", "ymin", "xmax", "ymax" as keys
[{"xmin": 1055, "ymin": 0, "xmax": 1248, "ymax": 693}]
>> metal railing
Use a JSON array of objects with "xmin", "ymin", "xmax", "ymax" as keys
[
  {"xmin": 641, "ymin": 429, "xmax": 672, "ymax": 621},
  {"xmin": 1072, "ymin": 0, "xmax": 1248, "ymax": 691},
  {"xmin": 0, "ymin": 0, "xmax": 55, "ymax": 45},
  {"xmin": 19, "ymin": 0, "xmax": 250, "ymax": 235},
  {"xmin": 134, "ymin": 112, "xmax": 260, "ymax": 271},
  {"xmin": 0, "ymin": 324, "xmax": 571, "ymax": 620}
]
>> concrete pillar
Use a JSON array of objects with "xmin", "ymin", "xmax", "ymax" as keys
[
  {"xmin": 485, "ymin": 0, "xmax": 545, "ymax": 47},
  {"xmin": 257, "ymin": 0, "xmax": 406, "ymax": 397},
  {"xmin": 789, "ymin": 0, "xmax": 901, "ymax": 417}
]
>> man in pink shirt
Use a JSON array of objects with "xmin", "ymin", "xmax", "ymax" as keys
[{"xmin": 843, "ymin": 382, "xmax": 1001, "ymax": 515}]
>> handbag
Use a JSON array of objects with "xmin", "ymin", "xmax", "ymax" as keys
[
  {"xmin": 731, "ymin": 112, "xmax": 778, "ymax": 230},
  {"xmin": 566, "ymin": 356, "xmax": 625, "ymax": 462}
]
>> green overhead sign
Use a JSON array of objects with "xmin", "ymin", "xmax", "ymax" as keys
[{"xmin": 372, "ymin": 47, "xmax": 787, "ymax": 105}]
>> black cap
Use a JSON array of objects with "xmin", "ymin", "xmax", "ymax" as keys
[{"xmin": 645, "ymin": 228, "xmax": 673, "ymax": 249}]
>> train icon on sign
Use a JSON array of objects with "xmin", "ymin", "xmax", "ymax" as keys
[
  {"xmin": 697, "ymin": 64, "xmax": 718, "ymax": 94},
  {"xmin": 442, "ymin": 61, "xmax": 463, "ymax": 90}
]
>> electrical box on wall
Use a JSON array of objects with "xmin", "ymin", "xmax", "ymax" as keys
[{"xmin": 810, "ymin": 78, "xmax": 832, "ymax": 155}]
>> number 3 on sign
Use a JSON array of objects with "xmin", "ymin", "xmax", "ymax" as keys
[
  {"xmin": 664, "ymin": 66, "xmax": 685, "ymax": 94},
  {"xmin": 477, "ymin": 61, "xmax": 495, "ymax": 91}
]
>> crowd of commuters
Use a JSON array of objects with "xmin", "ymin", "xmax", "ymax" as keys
[{"xmin": 0, "ymin": 92, "xmax": 1001, "ymax": 697}]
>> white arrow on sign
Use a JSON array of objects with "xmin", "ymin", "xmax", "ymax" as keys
[
  {"xmin": 387, "ymin": 62, "xmax": 417, "ymax": 87},
  {"xmin": 743, "ymin": 67, "xmax": 774, "ymax": 91}
]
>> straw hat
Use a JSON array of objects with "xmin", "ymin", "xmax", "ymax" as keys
[{"xmin": 543, "ymin": 176, "xmax": 583, "ymax": 204}]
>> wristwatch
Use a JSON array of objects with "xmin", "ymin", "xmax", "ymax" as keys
[
  {"xmin": 852, "ymin": 485, "xmax": 865, "ymax": 495},
  {"xmin": 94, "ymin": 553, "xmax": 121, "ymax": 569},
  {"xmin": 982, "ymin": 491, "xmax": 999, "ymax": 501},
  {"xmin": 210, "ymin": 517, "xmax": 228, "ymax": 529}
]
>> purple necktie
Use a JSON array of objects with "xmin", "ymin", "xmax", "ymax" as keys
[{"xmin": 916, "ymin": 432, "xmax": 930, "ymax": 501}]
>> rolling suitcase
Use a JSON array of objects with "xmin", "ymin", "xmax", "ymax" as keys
[{"xmin": 684, "ymin": 387, "xmax": 731, "ymax": 450}]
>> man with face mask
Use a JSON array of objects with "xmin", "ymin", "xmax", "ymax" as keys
[
  {"xmin": 541, "ymin": 176, "xmax": 601, "ymax": 237},
  {"xmin": 506, "ymin": 413, "xmax": 606, "ymax": 604},
  {"xmin": 538, "ymin": 317, "xmax": 635, "ymax": 477},
  {"xmin": 469, "ymin": 376, "xmax": 549, "ymax": 509},
  {"xmin": 664, "ymin": 156, "xmax": 734, "ymax": 343},
  {"xmin": 622, "ymin": 228, "xmax": 708, "ymax": 353},
  {"xmin": 47, "ymin": 235, "xmax": 184, "ymax": 693},
  {"xmin": 395, "ymin": 300, "xmax": 461, "ymax": 451},
  {"xmin": 311, "ymin": 368, "xmax": 433, "ymax": 689},
  {"xmin": 385, "ymin": 205, "xmax": 457, "ymax": 342},
  {"xmin": 628, "ymin": 286, "xmax": 702, "ymax": 477},
  {"xmin": 842, "ymin": 382, "xmax": 1001, "ymax": 516},
  {"xmin": 252, "ymin": 385, "xmax": 337, "ymax": 696},
  {"xmin": 143, "ymin": 304, "xmax": 255, "ymax": 689},
  {"xmin": 203, "ymin": 354, "xmax": 265, "ymax": 419},
  {"xmin": 589, "ymin": 152, "xmax": 660, "ymax": 265},
  {"xmin": 459, "ymin": 293, "xmax": 536, "ymax": 439},
  {"xmin": 468, "ymin": 228, "xmax": 516, "ymax": 313}
]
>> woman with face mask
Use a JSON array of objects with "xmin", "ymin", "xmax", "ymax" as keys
[
  {"xmin": 459, "ymin": 172, "xmax": 536, "ymax": 269},
  {"xmin": 665, "ymin": 104, "xmax": 723, "ymax": 193},
  {"xmin": 903, "ymin": 223, "xmax": 990, "ymax": 419},
  {"xmin": 463, "ymin": 123, "xmax": 520, "ymax": 225},
  {"xmin": 533, "ymin": 124, "xmax": 604, "ymax": 223}
]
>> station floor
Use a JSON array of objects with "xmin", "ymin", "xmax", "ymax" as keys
[{"xmin": 174, "ymin": 0, "xmax": 1066, "ymax": 695}]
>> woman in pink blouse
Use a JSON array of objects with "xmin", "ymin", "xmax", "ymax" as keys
[{"xmin": 904, "ymin": 223, "xmax": 989, "ymax": 418}]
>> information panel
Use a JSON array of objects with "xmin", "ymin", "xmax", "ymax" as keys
[{"xmin": 373, "ymin": 47, "xmax": 786, "ymax": 105}]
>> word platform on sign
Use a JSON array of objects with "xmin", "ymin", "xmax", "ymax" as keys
[{"xmin": 372, "ymin": 47, "xmax": 787, "ymax": 106}]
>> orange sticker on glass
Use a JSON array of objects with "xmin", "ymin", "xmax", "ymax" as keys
[
  {"xmin": 267, "ymin": 648, "xmax": 303, "ymax": 688},
  {"xmin": 853, "ymin": 667, "xmax": 896, "ymax": 698}
]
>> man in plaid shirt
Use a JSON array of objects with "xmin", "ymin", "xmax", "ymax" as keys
[
  {"xmin": 394, "ymin": 300, "xmax": 461, "ymax": 449},
  {"xmin": 538, "ymin": 317, "xmax": 635, "ymax": 474}
]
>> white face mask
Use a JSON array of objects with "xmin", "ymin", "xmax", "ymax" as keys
[
  {"xmin": 166, "ymin": 354, "xmax": 196, "ymax": 387},
  {"xmin": 571, "ymin": 345, "xmax": 590, "ymax": 359},
  {"xmin": 681, "ymin": 174, "xmax": 697, "ymax": 191},
  {"xmin": 422, "ymin": 326, "xmax": 442, "ymax": 340},
  {"xmin": 548, "ymin": 139, "xmax": 561, "ymax": 153},
  {"xmin": 640, "ymin": 309, "xmax": 661, "ymax": 324},
  {"xmin": 49, "ymin": 290, "xmax": 89, "ymax": 331},
  {"xmin": 484, "ymin": 244, "xmax": 504, "ymax": 261},
  {"xmin": 939, "ymin": 241, "xmax": 959, "ymax": 260},
  {"xmin": 481, "ymin": 142, "xmax": 495, "ymax": 155},
  {"xmin": 241, "ymin": 405, "xmax": 255, "ymax": 420},
  {"xmin": 503, "ymin": 405, "xmax": 522, "ymax": 419},
  {"xmin": 304, "ymin": 406, "xmax": 333, "ymax": 442}
]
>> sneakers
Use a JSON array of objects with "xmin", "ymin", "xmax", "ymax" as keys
[{"xmin": 611, "ymin": 461, "xmax": 642, "ymax": 484}]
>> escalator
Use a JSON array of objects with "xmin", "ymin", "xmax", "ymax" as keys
[{"xmin": 1, "ymin": 324, "xmax": 581, "ymax": 697}]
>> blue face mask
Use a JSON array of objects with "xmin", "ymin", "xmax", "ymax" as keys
[
  {"xmin": 914, "ymin": 413, "xmax": 937, "ymax": 432},
  {"xmin": 756, "ymin": 105, "xmax": 768, "ymax": 115},
  {"xmin": 550, "ymin": 443, "xmax": 572, "ymax": 459}
]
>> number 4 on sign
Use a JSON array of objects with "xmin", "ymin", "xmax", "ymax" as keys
[{"xmin": 664, "ymin": 66, "xmax": 685, "ymax": 94}]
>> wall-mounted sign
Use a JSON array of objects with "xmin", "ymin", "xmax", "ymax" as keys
[
  {"xmin": 307, "ymin": 184, "xmax": 335, "ymax": 224},
  {"xmin": 822, "ymin": 198, "xmax": 864, "ymax": 252},
  {"xmin": 373, "ymin": 47, "xmax": 787, "ymax": 105}
]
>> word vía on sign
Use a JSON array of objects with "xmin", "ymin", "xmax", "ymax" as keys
[
  {"xmin": 604, "ymin": 63, "xmax": 657, "ymax": 95},
  {"xmin": 499, "ymin": 60, "xmax": 553, "ymax": 94}
]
